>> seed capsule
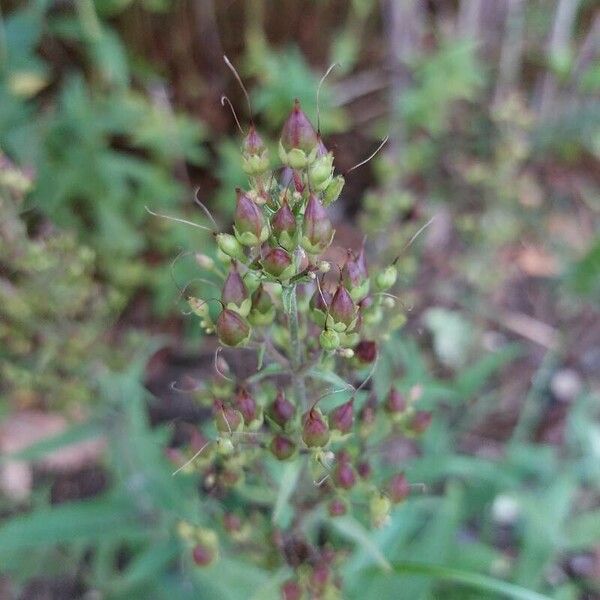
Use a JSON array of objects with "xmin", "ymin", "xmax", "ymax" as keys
[
  {"xmin": 302, "ymin": 408, "xmax": 330, "ymax": 447},
  {"xmin": 301, "ymin": 194, "xmax": 334, "ymax": 254},
  {"xmin": 216, "ymin": 308, "xmax": 251, "ymax": 347}
]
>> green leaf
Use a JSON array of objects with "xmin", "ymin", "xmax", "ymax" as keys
[
  {"xmin": 331, "ymin": 516, "xmax": 391, "ymax": 572},
  {"xmin": 371, "ymin": 562, "xmax": 551, "ymax": 600},
  {"xmin": 0, "ymin": 495, "xmax": 147, "ymax": 560},
  {"xmin": 308, "ymin": 368, "xmax": 353, "ymax": 391},
  {"xmin": 114, "ymin": 539, "xmax": 180, "ymax": 591},
  {"xmin": 566, "ymin": 509, "xmax": 600, "ymax": 550},
  {"xmin": 246, "ymin": 362, "xmax": 287, "ymax": 384},
  {"xmin": 272, "ymin": 460, "xmax": 302, "ymax": 527}
]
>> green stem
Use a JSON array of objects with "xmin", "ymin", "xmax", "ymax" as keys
[{"xmin": 289, "ymin": 284, "xmax": 307, "ymax": 408}]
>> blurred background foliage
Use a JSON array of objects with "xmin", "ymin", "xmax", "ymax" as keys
[{"xmin": 0, "ymin": 0, "xmax": 599, "ymax": 598}]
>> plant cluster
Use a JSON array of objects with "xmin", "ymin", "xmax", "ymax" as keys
[
  {"xmin": 0, "ymin": 152, "xmax": 129, "ymax": 413},
  {"xmin": 169, "ymin": 89, "xmax": 432, "ymax": 597}
]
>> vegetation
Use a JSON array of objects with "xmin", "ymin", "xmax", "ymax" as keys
[{"xmin": 0, "ymin": 1, "xmax": 598, "ymax": 599}]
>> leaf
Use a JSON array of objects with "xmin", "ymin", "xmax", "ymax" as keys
[
  {"xmin": 375, "ymin": 562, "xmax": 551, "ymax": 600},
  {"xmin": 308, "ymin": 368, "xmax": 353, "ymax": 391},
  {"xmin": 115, "ymin": 539, "xmax": 180, "ymax": 591},
  {"xmin": 0, "ymin": 495, "xmax": 147, "ymax": 559},
  {"xmin": 454, "ymin": 344, "xmax": 521, "ymax": 399},
  {"xmin": 246, "ymin": 363, "xmax": 287, "ymax": 384},
  {"xmin": 330, "ymin": 516, "xmax": 391, "ymax": 572},
  {"xmin": 272, "ymin": 460, "xmax": 302, "ymax": 527},
  {"xmin": 565, "ymin": 509, "xmax": 600, "ymax": 550}
]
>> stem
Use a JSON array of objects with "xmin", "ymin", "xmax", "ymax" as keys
[{"xmin": 289, "ymin": 284, "xmax": 307, "ymax": 408}]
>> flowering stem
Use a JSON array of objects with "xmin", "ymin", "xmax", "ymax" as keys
[{"xmin": 289, "ymin": 284, "xmax": 307, "ymax": 408}]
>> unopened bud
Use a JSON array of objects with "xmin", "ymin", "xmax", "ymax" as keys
[
  {"xmin": 328, "ymin": 498, "xmax": 348, "ymax": 517},
  {"xmin": 280, "ymin": 99, "xmax": 318, "ymax": 154},
  {"xmin": 192, "ymin": 543, "xmax": 216, "ymax": 567},
  {"xmin": 333, "ymin": 458, "xmax": 357, "ymax": 489},
  {"xmin": 270, "ymin": 390, "xmax": 295, "ymax": 427},
  {"xmin": 388, "ymin": 473, "xmax": 410, "ymax": 503},
  {"xmin": 386, "ymin": 387, "xmax": 406, "ymax": 414},
  {"xmin": 410, "ymin": 410, "xmax": 432, "ymax": 434},
  {"xmin": 357, "ymin": 461, "xmax": 371, "ymax": 479},
  {"xmin": 271, "ymin": 199, "xmax": 297, "ymax": 252},
  {"xmin": 301, "ymin": 194, "xmax": 334, "ymax": 255},
  {"xmin": 328, "ymin": 284, "xmax": 357, "ymax": 332},
  {"xmin": 223, "ymin": 512, "xmax": 242, "ymax": 534},
  {"xmin": 281, "ymin": 580, "xmax": 303, "ymax": 600},
  {"xmin": 222, "ymin": 263, "xmax": 250, "ymax": 316},
  {"xmin": 270, "ymin": 434, "xmax": 297, "ymax": 460},
  {"xmin": 343, "ymin": 247, "xmax": 369, "ymax": 302},
  {"xmin": 355, "ymin": 340, "xmax": 377, "ymax": 364},
  {"xmin": 216, "ymin": 308, "xmax": 251, "ymax": 347},
  {"xmin": 233, "ymin": 188, "xmax": 269, "ymax": 246},
  {"xmin": 235, "ymin": 387, "xmax": 258, "ymax": 425},
  {"xmin": 329, "ymin": 399, "xmax": 354, "ymax": 434},
  {"xmin": 262, "ymin": 247, "xmax": 294, "ymax": 280},
  {"xmin": 214, "ymin": 401, "xmax": 243, "ymax": 434},
  {"xmin": 302, "ymin": 408, "xmax": 330, "ymax": 447}
]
